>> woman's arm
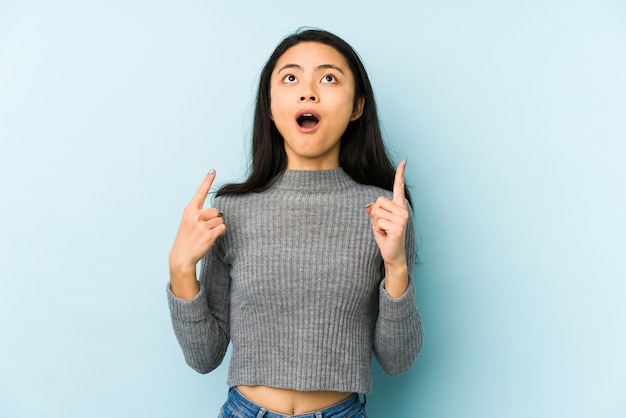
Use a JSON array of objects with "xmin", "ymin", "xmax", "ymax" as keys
[
  {"xmin": 166, "ymin": 171, "xmax": 230, "ymax": 373},
  {"xmin": 167, "ymin": 243, "xmax": 231, "ymax": 374},
  {"xmin": 373, "ymin": 213, "xmax": 423, "ymax": 374},
  {"xmin": 366, "ymin": 161, "xmax": 424, "ymax": 374}
]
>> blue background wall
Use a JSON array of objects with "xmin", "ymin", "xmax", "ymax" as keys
[{"xmin": 1, "ymin": 1, "xmax": 625, "ymax": 417}]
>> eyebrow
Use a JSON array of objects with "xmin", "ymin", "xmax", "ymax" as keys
[{"xmin": 277, "ymin": 63, "xmax": 345, "ymax": 75}]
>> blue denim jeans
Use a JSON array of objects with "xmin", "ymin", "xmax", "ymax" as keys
[{"xmin": 218, "ymin": 387, "xmax": 367, "ymax": 418}]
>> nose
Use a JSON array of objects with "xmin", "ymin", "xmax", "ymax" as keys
[{"xmin": 299, "ymin": 77, "xmax": 318, "ymax": 102}]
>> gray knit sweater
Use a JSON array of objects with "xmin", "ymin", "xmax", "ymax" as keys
[{"xmin": 167, "ymin": 168, "xmax": 423, "ymax": 394}]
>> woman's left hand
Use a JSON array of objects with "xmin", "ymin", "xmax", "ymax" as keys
[
  {"xmin": 366, "ymin": 160, "xmax": 409, "ymax": 269},
  {"xmin": 366, "ymin": 160, "xmax": 409, "ymax": 298}
]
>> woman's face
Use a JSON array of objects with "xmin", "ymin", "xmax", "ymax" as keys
[{"xmin": 270, "ymin": 42, "xmax": 364, "ymax": 170}]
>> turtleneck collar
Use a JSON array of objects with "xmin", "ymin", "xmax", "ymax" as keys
[{"xmin": 272, "ymin": 168, "xmax": 355, "ymax": 192}]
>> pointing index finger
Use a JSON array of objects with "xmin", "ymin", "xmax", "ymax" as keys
[
  {"xmin": 191, "ymin": 169, "xmax": 216, "ymax": 209},
  {"xmin": 393, "ymin": 160, "xmax": 406, "ymax": 207}
]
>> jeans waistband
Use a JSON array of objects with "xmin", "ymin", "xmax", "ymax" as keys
[{"xmin": 225, "ymin": 387, "xmax": 364, "ymax": 418}]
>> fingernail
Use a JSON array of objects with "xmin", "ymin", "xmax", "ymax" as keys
[
  {"xmin": 208, "ymin": 168, "xmax": 215, "ymax": 175},
  {"xmin": 218, "ymin": 211, "xmax": 224, "ymax": 217},
  {"xmin": 404, "ymin": 157, "xmax": 408, "ymax": 167}
]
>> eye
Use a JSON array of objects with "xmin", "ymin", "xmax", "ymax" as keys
[
  {"xmin": 321, "ymin": 74, "xmax": 337, "ymax": 83},
  {"xmin": 283, "ymin": 74, "xmax": 297, "ymax": 83}
]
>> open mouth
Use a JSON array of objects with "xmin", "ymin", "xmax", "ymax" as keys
[
  {"xmin": 296, "ymin": 112, "xmax": 320, "ymax": 130},
  {"xmin": 297, "ymin": 113, "xmax": 319, "ymax": 128}
]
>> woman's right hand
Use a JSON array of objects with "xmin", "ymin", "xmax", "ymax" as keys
[{"xmin": 168, "ymin": 169, "xmax": 226, "ymax": 299}]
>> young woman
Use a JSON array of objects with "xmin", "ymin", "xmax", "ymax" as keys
[{"xmin": 167, "ymin": 29, "xmax": 423, "ymax": 418}]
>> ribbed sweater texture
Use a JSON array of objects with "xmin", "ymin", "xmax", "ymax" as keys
[{"xmin": 167, "ymin": 168, "xmax": 423, "ymax": 394}]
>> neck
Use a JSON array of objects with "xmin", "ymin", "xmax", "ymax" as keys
[
  {"xmin": 286, "ymin": 160, "xmax": 340, "ymax": 170},
  {"xmin": 285, "ymin": 152, "xmax": 340, "ymax": 171}
]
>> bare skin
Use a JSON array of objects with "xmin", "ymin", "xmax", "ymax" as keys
[
  {"xmin": 169, "ymin": 169, "xmax": 226, "ymax": 300},
  {"xmin": 237, "ymin": 386, "xmax": 352, "ymax": 415},
  {"xmin": 269, "ymin": 42, "xmax": 364, "ymax": 171},
  {"xmin": 169, "ymin": 41, "xmax": 411, "ymax": 414}
]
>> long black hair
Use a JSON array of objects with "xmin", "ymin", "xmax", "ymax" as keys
[{"xmin": 217, "ymin": 28, "xmax": 411, "ymax": 206}]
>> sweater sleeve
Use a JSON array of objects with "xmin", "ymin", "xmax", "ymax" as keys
[
  {"xmin": 373, "ymin": 210, "xmax": 424, "ymax": 375},
  {"xmin": 166, "ymin": 238, "xmax": 231, "ymax": 374}
]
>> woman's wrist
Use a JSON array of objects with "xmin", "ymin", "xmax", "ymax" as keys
[
  {"xmin": 169, "ymin": 262, "xmax": 200, "ymax": 300},
  {"xmin": 383, "ymin": 260, "xmax": 409, "ymax": 298}
]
